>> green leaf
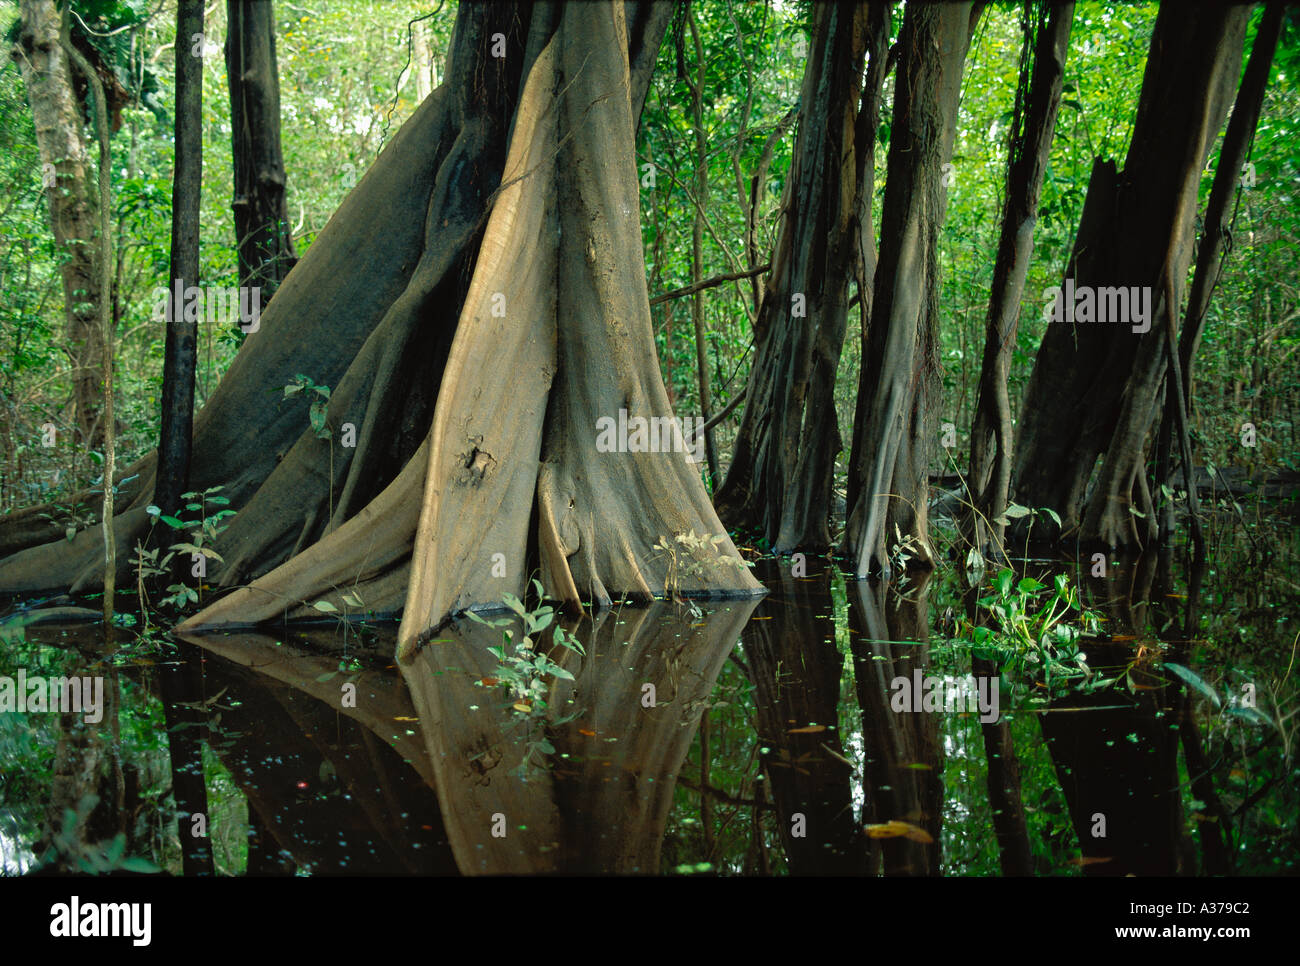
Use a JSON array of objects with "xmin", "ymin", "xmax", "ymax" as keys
[
  {"xmin": 995, "ymin": 569, "xmax": 1014, "ymax": 597},
  {"xmin": 309, "ymin": 401, "xmax": 329, "ymax": 437},
  {"xmin": 1017, "ymin": 577, "xmax": 1046, "ymax": 595},
  {"xmin": 1224, "ymin": 706, "xmax": 1274, "ymax": 729},
  {"xmin": 1164, "ymin": 662, "xmax": 1220, "ymax": 709},
  {"xmin": 159, "ymin": 515, "xmax": 185, "ymax": 529},
  {"xmin": 312, "ymin": 600, "xmax": 339, "ymax": 613},
  {"xmin": 1003, "ymin": 503, "xmax": 1031, "ymax": 520}
]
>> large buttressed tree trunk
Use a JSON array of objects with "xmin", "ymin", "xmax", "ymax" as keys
[
  {"xmin": 226, "ymin": 0, "xmax": 298, "ymax": 304},
  {"xmin": 165, "ymin": 0, "xmax": 760, "ymax": 652},
  {"xmin": 843, "ymin": 2, "xmax": 976, "ymax": 579},
  {"xmin": 1009, "ymin": 2, "xmax": 1249, "ymax": 550},
  {"xmin": 11, "ymin": 0, "xmax": 108, "ymax": 450},
  {"xmin": 965, "ymin": 1, "xmax": 1072, "ymax": 557},
  {"xmin": 713, "ymin": 2, "xmax": 889, "ymax": 555},
  {"xmin": 0, "ymin": 1, "xmax": 527, "ymax": 595}
]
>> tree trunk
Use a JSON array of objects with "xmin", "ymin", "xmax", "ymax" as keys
[
  {"xmin": 1011, "ymin": 2, "xmax": 1249, "ymax": 550},
  {"xmin": 965, "ymin": 1, "xmax": 1072, "ymax": 558},
  {"xmin": 11, "ymin": 0, "xmax": 107, "ymax": 451},
  {"xmin": 686, "ymin": 2, "xmax": 720, "ymax": 486},
  {"xmin": 843, "ymin": 3, "xmax": 976, "ymax": 578},
  {"xmin": 1, "ymin": 2, "xmax": 530, "ymax": 595},
  {"xmin": 154, "ymin": 0, "xmax": 204, "ymax": 578},
  {"xmin": 226, "ymin": 0, "xmax": 297, "ymax": 308},
  {"xmin": 715, "ymin": 1, "xmax": 890, "ymax": 555},
  {"xmin": 157, "ymin": 2, "xmax": 759, "ymax": 648},
  {"xmin": 0, "ymin": 3, "xmax": 685, "ymax": 616},
  {"xmin": 1155, "ymin": 2, "xmax": 1283, "ymax": 544}
]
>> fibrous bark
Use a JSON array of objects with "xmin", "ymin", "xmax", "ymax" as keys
[
  {"xmin": 843, "ymin": 2, "xmax": 976, "ymax": 578},
  {"xmin": 965, "ymin": 1, "xmax": 1072, "ymax": 558},
  {"xmin": 11, "ymin": 0, "xmax": 108, "ymax": 450},
  {"xmin": 153, "ymin": 0, "xmax": 203, "ymax": 584},
  {"xmin": 226, "ymin": 0, "xmax": 297, "ymax": 306},
  {"xmin": 716, "ymin": 1, "xmax": 890, "ymax": 555},
  {"xmin": 1010, "ymin": 2, "xmax": 1249, "ymax": 549},
  {"xmin": 1155, "ymin": 2, "xmax": 1284, "ymax": 546}
]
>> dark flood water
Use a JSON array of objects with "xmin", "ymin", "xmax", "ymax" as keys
[{"xmin": 2, "ymin": 516, "xmax": 1297, "ymax": 875}]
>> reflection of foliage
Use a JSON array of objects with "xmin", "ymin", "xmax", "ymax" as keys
[
  {"xmin": 469, "ymin": 580, "xmax": 585, "ymax": 780},
  {"xmin": 35, "ymin": 793, "xmax": 160, "ymax": 875}
]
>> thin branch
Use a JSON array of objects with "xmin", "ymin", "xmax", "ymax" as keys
[{"xmin": 649, "ymin": 264, "xmax": 770, "ymax": 306}]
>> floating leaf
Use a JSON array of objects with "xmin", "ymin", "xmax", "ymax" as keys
[{"xmin": 864, "ymin": 820, "xmax": 933, "ymax": 843}]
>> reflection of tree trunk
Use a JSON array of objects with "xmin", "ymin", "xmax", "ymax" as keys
[
  {"xmin": 848, "ymin": 575, "xmax": 942, "ymax": 875},
  {"xmin": 963, "ymin": 575, "xmax": 1032, "ymax": 875},
  {"xmin": 174, "ymin": 636, "xmax": 456, "ymax": 873},
  {"xmin": 743, "ymin": 559, "xmax": 867, "ymax": 874},
  {"xmin": 966, "ymin": 2, "xmax": 1072, "ymax": 556},
  {"xmin": 716, "ymin": 3, "xmax": 889, "ymax": 553},
  {"xmin": 1039, "ymin": 642, "xmax": 1182, "ymax": 876},
  {"xmin": 157, "ymin": 642, "xmax": 214, "ymax": 875},
  {"xmin": 12, "ymin": 0, "xmax": 106, "ymax": 450},
  {"xmin": 843, "ymin": 4, "xmax": 975, "ymax": 577},
  {"xmin": 1011, "ymin": 3, "xmax": 1248, "ymax": 549},
  {"xmin": 400, "ymin": 599, "xmax": 756, "ymax": 874},
  {"xmin": 244, "ymin": 803, "xmax": 292, "ymax": 875},
  {"xmin": 41, "ymin": 710, "xmax": 105, "ymax": 869},
  {"xmin": 973, "ymin": 655, "xmax": 1032, "ymax": 875}
]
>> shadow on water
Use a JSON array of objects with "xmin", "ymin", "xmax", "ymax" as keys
[{"xmin": 1, "ymin": 513, "xmax": 1295, "ymax": 875}]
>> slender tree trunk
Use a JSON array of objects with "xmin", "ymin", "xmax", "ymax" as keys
[
  {"xmin": 226, "ymin": 0, "xmax": 297, "ymax": 309},
  {"xmin": 1156, "ymin": 2, "xmax": 1283, "ymax": 546},
  {"xmin": 844, "ymin": 3, "xmax": 976, "ymax": 578},
  {"xmin": 686, "ymin": 2, "xmax": 720, "ymax": 486},
  {"xmin": 12, "ymin": 0, "xmax": 106, "ymax": 451},
  {"xmin": 965, "ymin": 1, "xmax": 1072, "ymax": 558},
  {"xmin": 59, "ymin": 17, "xmax": 115, "ymax": 627},
  {"xmin": 155, "ymin": 0, "xmax": 204, "ymax": 576},
  {"xmin": 1011, "ymin": 3, "xmax": 1249, "ymax": 549},
  {"xmin": 716, "ymin": 2, "xmax": 890, "ymax": 554}
]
